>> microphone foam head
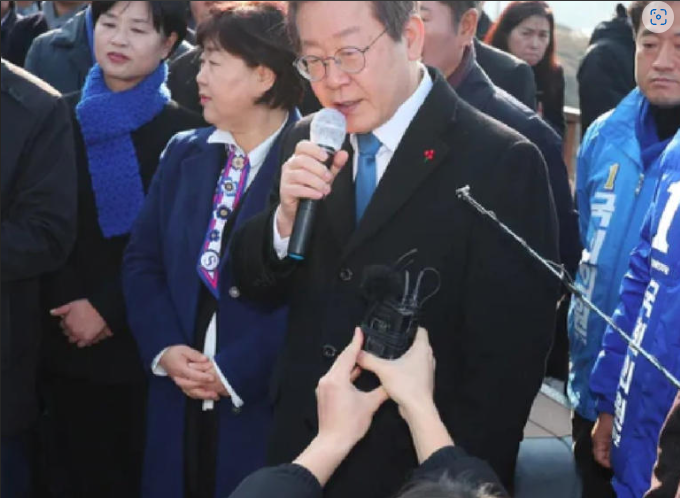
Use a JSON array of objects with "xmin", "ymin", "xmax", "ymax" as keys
[{"xmin": 310, "ymin": 108, "xmax": 347, "ymax": 152}]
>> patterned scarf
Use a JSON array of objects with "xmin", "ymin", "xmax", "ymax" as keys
[{"xmin": 76, "ymin": 62, "xmax": 170, "ymax": 238}]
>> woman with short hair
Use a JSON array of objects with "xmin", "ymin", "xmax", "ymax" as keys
[
  {"xmin": 123, "ymin": 2, "xmax": 302, "ymax": 497},
  {"xmin": 43, "ymin": 1, "xmax": 202, "ymax": 496}
]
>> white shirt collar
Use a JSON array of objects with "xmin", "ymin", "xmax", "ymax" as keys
[
  {"xmin": 351, "ymin": 64, "xmax": 433, "ymax": 154},
  {"xmin": 207, "ymin": 113, "xmax": 289, "ymax": 170}
]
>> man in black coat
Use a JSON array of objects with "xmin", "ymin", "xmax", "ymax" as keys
[
  {"xmin": 0, "ymin": 58, "xmax": 77, "ymax": 498},
  {"xmin": 578, "ymin": 3, "xmax": 635, "ymax": 136},
  {"xmin": 474, "ymin": 38, "xmax": 536, "ymax": 110},
  {"xmin": 421, "ymin": 0, "xmax": 581, "ymax": 379},
  {"xmin": 1, "ymin": 1, "xmax": 20, "ymax": 55},
  {"xmin": 231, "ymin": 2, "xmax": 559, "ymax": 497},
  {"xmin": 3, "ymin": 10, "xmax": 48, "ymax": 66},
  {"xmin": 227, "ymin": 328, "xmax": 507, "ymax": 498}
]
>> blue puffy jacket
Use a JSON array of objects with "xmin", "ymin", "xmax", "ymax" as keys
[
  {"xmin": 590, "ymin": 130, "xmax": 680, "ymax": 498},
  {"xmin": 568, "ymin": 89, "xmax": 664, "ymax": 422}
]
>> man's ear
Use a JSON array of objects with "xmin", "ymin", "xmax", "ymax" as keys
[
  {"xmin": 404, "ymin": 14, "xmax": 426, "ymax": 61},
  {"xmin": 460, "ymin": 8, "xmax": 480, "ymax": 46}
]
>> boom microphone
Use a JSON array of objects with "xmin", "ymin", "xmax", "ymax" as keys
[{"xmin": 288, "ymin": 108, "xmax": 347, "ymax": 260}]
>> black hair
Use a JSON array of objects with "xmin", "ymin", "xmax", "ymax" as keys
[
  {"xmin": 287, "ymin": 1, "xmax": 418, "ymax": 52},
  {"xmin": 91, "ymin": 1, "xmax": 187, "ymax": 55},
  {"xmin": 628, "ymin": 1, "xmax": 651, "ymax": 35},
  {"xmin": 439, "ymin": 1, "xmax": 481, "ymax": 27},
  {"xmin": 197, "ymin": 1, "xmax": 303, "ymax": 110}
]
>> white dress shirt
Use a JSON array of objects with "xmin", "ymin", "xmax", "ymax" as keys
[
  {"xmin": 274, "ymin": 65, "xmax": 433, "ymax": 258},
  {"xmin": 153, "ymin": 115, "xmax": 289, "ymax": 410}
]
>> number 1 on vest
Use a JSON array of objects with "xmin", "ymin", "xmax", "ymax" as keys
[{"xmin": 652, "ymin": 181, "xmax": 680, "ymax": 254}]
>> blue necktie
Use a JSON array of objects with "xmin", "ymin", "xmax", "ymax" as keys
[{"xmin": 355, "ymin": 133, "xmax": 381, "ymax": 221}]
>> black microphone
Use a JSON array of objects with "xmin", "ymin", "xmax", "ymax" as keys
[{"xmin": 288, "ymin": 109, "xmax": 347, "ymax": 261}]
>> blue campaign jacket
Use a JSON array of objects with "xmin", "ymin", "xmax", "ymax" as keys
[
  {"xmin": 590, "ymin": 130, "xmax": 680, "ymax": 498},
  {"xmin": 567, "ymin": 89, "xmax": 664, "ymax": 421},
  {"xmin": 122, "ymin": 112, "xmax": 298, "ymax": 498}
]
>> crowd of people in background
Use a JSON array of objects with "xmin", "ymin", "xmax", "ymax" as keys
[{"xmin": 1, "ymin": 1, "xmax": 679, "ymax": 498}]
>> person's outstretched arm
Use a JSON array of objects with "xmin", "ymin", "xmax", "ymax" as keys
[
  {"xmin": 226, "ymin": 329, "xmax": 387, "ymax": 498},
  {"xmin": 359, "ymin": 329, "xmax": 508, "ymax": 496}
]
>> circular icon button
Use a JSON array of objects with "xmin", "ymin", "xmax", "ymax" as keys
[
  {"xmin": 200, "ymin": 250, "xmax": 220, "ymax": 271},
  {"xmin": 643, "ymin": 1, "xmax": 674, "ymax": 33}
]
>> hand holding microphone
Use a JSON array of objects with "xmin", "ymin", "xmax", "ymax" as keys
[{"xmin": 277, "ymin": 109, "xmax": 348, "ymax": 259}]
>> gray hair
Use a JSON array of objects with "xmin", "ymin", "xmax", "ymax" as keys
[{"xmin": 286, "ymin": 1, "xmax": 418, "ymax": 52}]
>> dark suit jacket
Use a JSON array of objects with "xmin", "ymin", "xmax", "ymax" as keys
[
  {"xmin": 1, "ymin": 60, "xmax": 76, "ymax": 435},
  {"xmin": 41, "ymin": 92, "xmax": 203, "ymax": 384},
  {"xmin": 474, "ymin": 39, "xmax": 536, "ymax": 110},
  {"xmin": 1, "ymin": 7, "xmax": 20, "ymax": 58},
  {"xmin": 168, "ymin": 47, "xmax": 203, "ymax": 117},
  {"xmin": 123, "ymin": 117, "xmax": 297, "ymax": 498},
  {"xmin": 578, "ymin": 16, "xmax": 635, "ymax": 135},
  {"xmin": 537, "ymin": 65, "xmax": 566, "ymax": 137},
  {"xmin": 455, "ymin": 59, "xmax": 581, "ymax": 277},
  {"xmin": 232, "ymin": 69, "xmax": 560, "ymax": 496},
  {"xmin": 3, "ymin": 12, "xmax": 48, "ymax": 67}
]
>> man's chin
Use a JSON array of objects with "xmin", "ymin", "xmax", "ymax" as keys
[{"xmin": 647, "ymin": 93, "xmax": 680, "ymax": 109}]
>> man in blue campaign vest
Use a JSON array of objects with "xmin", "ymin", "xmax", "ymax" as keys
[
  {"xmin": 590, "ymin": 127, "xmax": 680, "ymax": 498},
  {"xmin": 567, "ymin": 2, "xmax": 680, "ymax": 497}
]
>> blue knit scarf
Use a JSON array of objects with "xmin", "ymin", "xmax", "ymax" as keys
[{"xmin": 76, "ymin": 62, "xmax": 170, "ymax": 238}]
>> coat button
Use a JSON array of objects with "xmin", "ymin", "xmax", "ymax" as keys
[
  {"xmin": 339, "ymin": 268, "xmax": 353, "ymax": 281},
  {"xmin": 232, "ymin": 405, "xmax": 241, "ymax": 415},
  {"xmin": 322, "ymin": 344, "xmax": 337, "ymax": 359},
  {"xmin": 228, "ymin": 286, "xmax": 240, "ymax": 298}
]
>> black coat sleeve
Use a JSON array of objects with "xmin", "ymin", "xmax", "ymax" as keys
[
  {"xmin": 1, "ymin": 97, "xmax": 77, "ymax": 282},
  {"xmin": 510, "ymin": 62, "xmax": 537, "ymax": 111},
  {"xmin": 231, "ymin": 123, "xmax": 303, "ymax": 301},
  {"xmin": 539, "ymin": 126, "xmax": 581, "ymax": 277},
  {"xmin": 5, "ymin": 14, "xmax": 49, "ymax": 67},
  {"xmin": 87, "ymin": 274, "xmax": 127, "ymax": 334},
  {"xmin": 167, "ymin": 49, "xmax": 203, "ymax": 117},
  {"xmin": 408, "ymin": 446, "xmax": 508, "ymax": 497},
  {"xmin": 541, "ymin": 68, "xmax": 566, "ymax": 138},
  {"xmin": 452, "ymin": 140, "xmax": 560, "ymax": 486},
  {"xmin": 227, "ymin": 464, "xmax": 322, "ymax": 498}
]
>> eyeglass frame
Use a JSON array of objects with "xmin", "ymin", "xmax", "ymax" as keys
[{"xmin": 293, "ymin": 27, "xmax": 389, "ymax": 82}]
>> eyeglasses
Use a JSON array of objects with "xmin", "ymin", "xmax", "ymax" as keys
[{"xmin": 293, "ymin": 28, "xmax": 388, "ymax": 82}]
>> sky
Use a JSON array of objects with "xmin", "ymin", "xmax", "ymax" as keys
[{"xmin": 483, "ymin": 1, "xmax": 632, "ymax": 35}]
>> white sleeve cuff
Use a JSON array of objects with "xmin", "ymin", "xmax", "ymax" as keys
[
  {"xmin": 273, "ymin": 206, "xmax": 290, "ymax": 260},
  {"xmin": 151, "ymin": 348, "xmax": 170, "ymax": 376},
  {"xmin": 211, "ymin": 359, "xmax": 244, "ymax": 408}
]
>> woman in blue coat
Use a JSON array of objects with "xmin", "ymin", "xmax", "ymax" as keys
[{"xmin": 122, "ymin": 3, "xmax": 302, "ymax": 497}]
